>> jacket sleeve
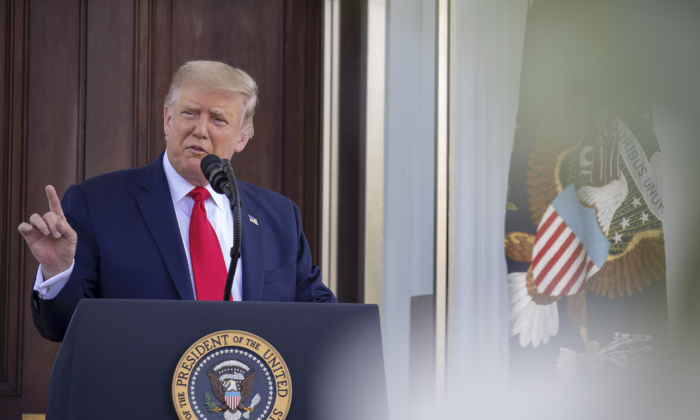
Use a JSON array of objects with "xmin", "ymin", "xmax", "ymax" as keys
[
  {"xmin": 31, "ymin": 184, "xmax": 101, "ymax": 342},
  {"xmin": 292, "ymin": 201, "xmax": 337, "ymax": 303}
]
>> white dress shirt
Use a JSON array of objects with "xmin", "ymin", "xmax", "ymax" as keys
[{"xmin": 33, "ymin": 153, "xmax": 243, "ymax": 300}]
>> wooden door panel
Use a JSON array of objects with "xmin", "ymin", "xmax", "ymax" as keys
[
  {"xmin": 1, "ymin": 0, "xmax": 79, "ymax": 418},
  {"xmin": 170, "ymin": 0, "xmax": 286, "ymax": 192},
  {"xmin": 84, "ymin": 0, "xmax": 135, "ymax": 178}
]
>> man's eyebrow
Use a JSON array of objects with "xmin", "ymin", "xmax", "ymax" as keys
[
  {"xmin": 181, "ymin": 103, "xmax": 203, "ymax": 112},
  {"xmin": 209, "ymin": 108, "xmax": 231, "ymax": 120}
]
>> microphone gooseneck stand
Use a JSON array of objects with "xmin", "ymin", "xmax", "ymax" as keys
[
  {"xmin": 221, "ymin": 158, "xmax": 241, "ymax": 302},
  {"xmin": 200, "ymin": 155, "xmax": 242, "ymax": 302}
]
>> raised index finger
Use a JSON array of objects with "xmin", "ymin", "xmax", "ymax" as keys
[{"xmin": 45, "ymin": 185, "xmax": 64, "ymax": 216}]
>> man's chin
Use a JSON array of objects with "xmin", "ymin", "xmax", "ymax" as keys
[{"xmin": 177, "ymin": 160, "xmax": 208, "ymax": 186}]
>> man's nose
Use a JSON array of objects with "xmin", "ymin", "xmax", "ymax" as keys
[{"xmin": 193, "ymin": 116, "xmax": 209, "ymax": 138}]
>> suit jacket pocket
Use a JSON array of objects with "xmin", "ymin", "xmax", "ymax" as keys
[{"xmin": 264, "ymin": 263, "xmax": 296, "ymax": 283}]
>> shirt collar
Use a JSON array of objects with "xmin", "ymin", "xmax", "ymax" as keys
[{"xmin": 163, "ymin": 152, "xmax": 227, "ymax": 211}]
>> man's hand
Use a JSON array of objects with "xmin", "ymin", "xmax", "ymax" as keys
[{"xmin": 18, "ymin": 185, "xmax": 77, "ymax": 280}]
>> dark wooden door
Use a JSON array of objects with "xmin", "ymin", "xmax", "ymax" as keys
[{"xmin": 0, "ymin": 0, "xmax": 322, "ymax": 418}]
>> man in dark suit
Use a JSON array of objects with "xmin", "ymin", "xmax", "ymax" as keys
[{"xmin": 19, "ymin": 61, "xmax": 336, "ymax": 342}]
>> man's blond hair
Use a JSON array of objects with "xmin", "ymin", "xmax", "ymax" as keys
[{"xmin": 164, "ymin": 61, "xmax": 259, "ymax": 138}]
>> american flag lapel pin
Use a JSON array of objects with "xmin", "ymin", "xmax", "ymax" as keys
[{"xmin": 248, "ymin": 214, "xmax": 259, "ymax": 226}]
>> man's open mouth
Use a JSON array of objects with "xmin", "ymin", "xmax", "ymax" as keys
[{"xmin": 187, "ymin": 146, "xmax": 206, "ymax": 153}]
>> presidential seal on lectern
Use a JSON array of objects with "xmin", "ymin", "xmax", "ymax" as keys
[{"xmin": 172, "ymin": 330, "xmax": 292, "ymax": 420}]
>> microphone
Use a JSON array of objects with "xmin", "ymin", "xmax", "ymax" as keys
[
  {"xmin": 199, "ymin": 154, "xmax": 242, "ymax": 302},
  {"xmin": 200, "ymin": 154, "xmax": 230, "ymax": 195}
]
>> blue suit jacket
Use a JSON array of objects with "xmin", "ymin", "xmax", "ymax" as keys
[{"xmin": 31, "ymin": 153, "xmax": 336, "ymax": 341}]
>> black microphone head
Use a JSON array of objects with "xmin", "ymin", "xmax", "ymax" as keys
[
  {"xmin": 200, "ymin": 154, "xmax": 227, "ymax": 194},
  {"xmin": 200, "ymin": 154, "xmax": 222, "ymax": 178}
]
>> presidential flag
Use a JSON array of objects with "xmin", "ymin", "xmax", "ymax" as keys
[{"xmin": 505, "ymin": 0, "xmax": 667, "ymax": 385}]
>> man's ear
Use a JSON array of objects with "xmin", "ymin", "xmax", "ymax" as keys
[
  {"xmin": 234, "ymin": 134, "xmax": 250, "ymax": 154},
  {"xmin": 163, "ymin": 107, "xmax": 172, "ymax": 138}
]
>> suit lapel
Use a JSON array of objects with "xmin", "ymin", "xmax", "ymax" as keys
[
  {"xmin": 136, "ymin": 154, "xmax": 194, "ymax": 300},
  {"xmin": 239, "ymin": 185, "xmax": 264, "ymax": 301}
]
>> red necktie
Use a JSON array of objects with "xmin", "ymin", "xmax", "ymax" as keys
[{"xmin": 188, "ymin": 187, "xmax": 228, "ymax": 300}]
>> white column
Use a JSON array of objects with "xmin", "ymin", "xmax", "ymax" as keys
[
  {"xmin": 447, "ymin": 0, "xmax": 528, "ymax": 398},
  {"xmin": 382, "ymin": 0, "xmax": 436, "ymax": 418}
]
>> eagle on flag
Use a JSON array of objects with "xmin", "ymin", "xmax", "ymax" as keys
[{"xmin": 506, "ymin": 110, "xmax": 665, "ymax": 349}]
